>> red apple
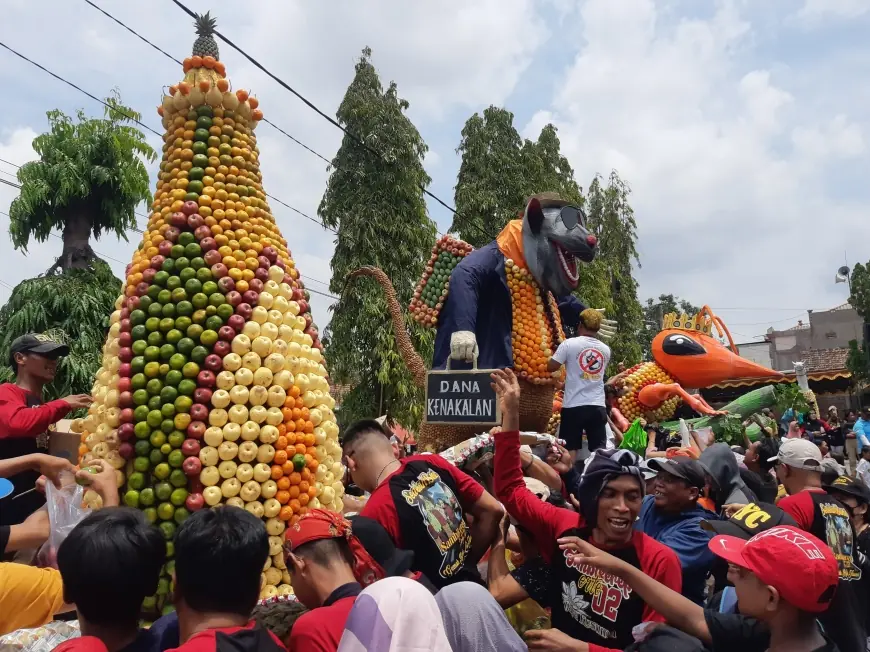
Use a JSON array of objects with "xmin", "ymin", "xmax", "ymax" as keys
[
  {"xmin": 189, "ymin": 478, "xmax": 204, "ymax": 495},
  {"xmin": 120, "ymin": 319, "xmax": 132, "ymax": 334},
  {"xmin": 193, "ymin": 387, "xmax": 213, "ymax": 406},
  {"xmin": 186, "ymin": 421, "xmax": 206, "ymax": 441},
  {"xmin": 120, "ymin": 308, "xmax": 131, "ymax": 321},
  {"xmin": 181, "ymin": 201, "xmax": 199, "ymax": 216},
  {"xmin": 254, "ymin": 268, "xmax": 269, "ymax": 282},
  {"xmin": 273, "ymin": 258, "xmax": 286, "ymax": 270},
  {"xmin": 150, "ymin": 255, "xmax": 165, "ymax": 269},
  {"xmin": 158, "ymin": 240, "xmax": 173, "ymax": 257},
  {"xmin": 210, "ymin": 263, "xmax": 228, "ymax": 279},
  {"xmin": 240, "ymin": 290, "xmax": 257, "ymax": 306},
  {"xmin": 118, "ymin": 347, "xmax": 133, "ymax": 363},
  {"xmin": 303, "ymin": 313, "xmax": 313, "ymax": 328},
  {"xmin": 249, "ymin": 278, "xmax": 264, "ymax": 293},
  {"xmin": 235, "ymin": 303, "xmax": 253, "ymax": 320},
  {"xmin": 117, "ymin": 376, "xmax": 132, "ymax": 393},
  {"xmin": 118, "ymin": 423, "xmax": 135, "ymax": 442},
  {"xmin": 118, "ymin": 391, "xmax": 133, "ymax": 408},
  {"xmin": 305, "ymin": 326, "xmax": 319, "ymax": 341},
  {"xmin": 204, "ymin": 249, "xmax": 222, "ymax": 266},
  {"xmin": 298, "ymin": 300, "xmax": 309, "ymax": 314},
  {"xmin": 142, "ymin": 268, "xmax": 157, "ymax": 284},
  {"xmin": 262, "ymin": 246, "xmax": 278, "ymax": 262},
  {"xmin": 136, "ymin": 282, "xmax": 150, "ymax": 297},
  {"xmin": 197, "ymin": 370, "xmax": 216, "ymax": 389},
  {"xmin": 257, "ymin": 256, "xmax": 271, "ymax": 269},
  {"xmin": 125, "ymin": 264, "xmax": 132, "ymax": 276},
  {"xmin": 164, "ymin": 226, "xmax": 181, "ymax": 243},
  {"xmin": 212, "ymin": 340, "xmax": 231, "ymax": 358},
  {"xmin": 291, "ymin": 288, "xmax": 304, "ymax": 301},
  {"xmin": 218, "ymin": 326, "xmax": 235, "ymax": 342},
  {"xmin": 225, "ymin": 290, "xmax": 242, "ymax": 307},
  {"xmin": 126, "ymin": 296, "xmax": 140, "ymax": 311},
  {"xmin": 182, "ymin": 456, "xmax": 202, "ymax": 477},
  {"xmin": 227, "ymin": 314, "xmax": 245, "ymax": 332},
  {"xmin": 194, "ymin": 225, "xmax": 211, "ymax": 240},
  {"xmin": 217, "ymin": 277, "xmax": 235, "ymax": 294},
  {"xmin": 189, "ymin": 403, "xmax": 209, "ymax": 422},
  {"xmin": 182, "ymin": 438, "xmax": 201, "ymax": 457},
  {"xmin": 118, "ymin": 442, "xmax": 134, "ymax": 460},
  {"xmin": 119, "ymin": 364, "xmax": 132, "ymax": 379},
  {"xmin": 187, "ymin": 213, "xmax": 205, "ymax": 230},
  {"xmin": 170, "ymin": 211, "xmax": 188, "ymax": 228},
  {"xmin": 204, "ymin": 354, "xmax": 224, "ymax": 372},
  {"xmin": 185, "ymin": 493, "xmax": 205, "ymax": 511},
  {"xmin": 119, "ymin": 408, "xmax": 134, "ymax": 424},
  {"xmin": 118, "ymin": 332, "xmax": 132, "ymax": 348},
  {"xmin": 200, "ymin": 237, "xmax": 217, "ymax": 252}
]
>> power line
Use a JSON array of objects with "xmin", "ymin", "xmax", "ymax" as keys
[{"xmin": 0, "ymin": 157, "xmax": 20, "ymax": 169}]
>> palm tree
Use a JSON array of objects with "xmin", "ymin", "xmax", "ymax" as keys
[{"xmin": 0, "ymin": 93, "xmax": 155, "ymax": 399}]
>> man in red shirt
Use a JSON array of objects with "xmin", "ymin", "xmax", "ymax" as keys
[
  {"xmin": 773, "ymin": 438, "xmax": 868, "ymax": 652},
  {"xmin": 491, "ymin": 368, "xmax": 681, "ymax": 652},
  {"xmin": 167, "ymin": 507, "xmax": 284, "ymax": 652},
  {"xmin": 284, "ymin": 509, "xmax": 385, "ymax": 652},
  {"xmin": 0, "ymin": 334, "xmax": 92, "ymax": 526},
  {"xmin": 342, "ymin": 419, "xmax": 502, "ymax": 589}
]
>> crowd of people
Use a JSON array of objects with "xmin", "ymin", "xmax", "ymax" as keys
[{"xmin": 1, "ymin": 315, "xmax": 870, "ymax": 652}]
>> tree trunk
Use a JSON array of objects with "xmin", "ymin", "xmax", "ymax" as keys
[{"xmin": 46, "ymin": 208, "xmax": 95, "ymax": 275}]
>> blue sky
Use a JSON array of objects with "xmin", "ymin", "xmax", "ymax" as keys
[{"xmin": 2, "ymin": 0, "xmax": 870, "ymax": 345}]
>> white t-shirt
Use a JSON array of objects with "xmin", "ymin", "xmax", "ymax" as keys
[
  {"xmin": 552, "ymin": 335, "xmax": 611, "ymax": 409},
  {"xmin": 857, "ymin": 458, "xmax": 870, "ymax": 493}
]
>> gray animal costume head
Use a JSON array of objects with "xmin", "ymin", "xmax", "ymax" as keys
[{"xmin": 522, "ymin": 193, "xmax": 598, "ymax": 297}]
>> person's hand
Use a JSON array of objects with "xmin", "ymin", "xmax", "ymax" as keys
[
  {"xmin": 31, "ymin": 453, "xmax": 74, "ymax": 487},
  {"xmin": 557, "ymin": 535, "xmax": 629, "ymax": 578},
  {"xmin": 567, "ymin": 493, "xmax": 580, "ymax": 512},
  {"xmin": 723, "ymin": 503, "xmax": 747, "ymax": 518},
  {"xmin": 490, "ymin": 368, "xmax": 520, "ymax": 432},
  {"xmin": 77, "ymin": 459, "xmax": 119, "ymax": 507},
  {"xmin": 524, "ymin": 627, "xmax": 588, "ymax": 651},
  {"xmin": 546, "ymin": 443, "xmax": 572, "ymax": 475},
  {"xmin": 62, "ymin": 394, "xmax": 93, "ymax": 410}
]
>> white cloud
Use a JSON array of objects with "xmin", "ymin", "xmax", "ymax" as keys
[{"xmin": 797, "ymin": 0, "xmax": 870, "ymax": 22}]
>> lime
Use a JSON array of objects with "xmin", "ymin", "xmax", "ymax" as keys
[
  {"xmin": 192, "ymin": 141, "xmax": 207, "ymax": 155},
  {"xmin": 159, "ymin": 521, "xmax": 176, "ymax": 540},
  {"xmin": 146, "ymin": 410, "xmax": 163, "ymax": 428},
  {"xmin": 148, "ymin": 395, "xmax": 163, "ymax": 411},
  {"xmin": 128, "ymin": 472, "xmax": 146, "ymax": 490},
  {"xmin": 150, "ymin": 431, "xmax": 167, "ymax": 448},
  {"xmin": 159, "ymin": 318, "xmax": 175, "ymax": 333},
  {"xmin": 157, "ymin": 502, "xmax": 175, "ymax": 522},
  {"xmin": 131, "ymin": 374, "xmax": 148, "ymax": 391},
  {"xmin": 131, "ymin": 357, "xmax": 146, "ymax": 374},
  {"xmin": 174, "ymin": 507, "xmax": 190, "ymax": 525},
  {"xmin": 133, "ymin": 405, "xmax": 150, "ymax": 422},
  {"xmin": 132, "ymin": 340, "xmax": 148, "ymax": 356},
  {"xmin": 161, "ymin": 443, "xmax": 172, "ymax": 455},
  {"xmin": 160, "ymin": 403, "xmax": 177, "ymax": 419},
  {"xmin": 160, "ymin": 344, "xmax": 176, "ymax": 361},
  {"xmin": 144, "ymin": 346, "xmax": 160, "ymax": 362},
  {"xmin": 149, "ymin": 449, "xmax": 165, "ymax": 466},
  {"xmin": 198, "ymin": 269, "xmax": 214, "ymax": 286},
  {"xmin": 145, "ymin": 317, "xmax": 161, "ymax": 332},
  {"xmin": 140, "ymin": 487, "xmax": 156, "ymax": 507},
  {"xmin": 165, "ymin": 370, "xmax": 183, "ymax": 387},
  {"xmin": 147, "ymin": 285, "xmax": 162, "ymax": 300},
  {"xmin": 177, "ymin": 378, "xmax": 197, "ymax": 397},
  {"xmin": 191, "ymin": 291, "xmax": 208, "ymax": 308},
  {"xmin": 187, "ymin": 180, "xmax": 204, "ymax": 195},
  {"xmin": 205, "ymin": 316, "xmax": 223, "ymax": 332},
  {"xmin": 167, "ymin": 449, "xmax": 184, "ymax": 468},
  {"xmin": 194, "ymin": 128, "xmax": 210, "ymax": 142},
  {"xmin": 160, "ymin": 386, "xmax": 179, "ymax": 404},
  {"xmin": 147, "ymin": 331, "xmax": 164, "ymax": 347},
  {"xmin": 177, "ymin": 338, "xmax": 195, "ymax": 356},
  {"xmin": 199, "ymin": 330, "xmax": 219, "ymax": 347},
  {"xmin": 170, "ymin": 488, "xmax": 189, "ymax": 507},
  {"xmin": 134, "ymin": 456, "xmax": 150, "ymax": 473},
  {"xmin": 155, "ymin": 482, "xmax": 173, "ymax": 502},
  {"xmin": 134, "ymin": 440, "xmax": 151, "ymax": 457},
  {"xmin": 169, "ymin": 354, "xmax": 187, "ymax": 371},
  {"xmin": 130, "ymin": 309, "xmax": 147, "ymax": 325},
  {"xmin": 182, "ymin": 362, "xmax": 200, "ymax": 379},
  {"xmin": 176, "ymin": 257, "xmax": 191, "ymax": 271},
  {"xmin": 171, "ymin": 244, "xmax": 185, "ymax": 259},
  {"xmin": 196, "ymin": 115, "xmax": 212, "ymax": 129},
  {"xmin": 157, "ymin": 289, "xmax": 172, "ymax": 305},
  {"xmin": 169, "ymin": 469, "xmax": 187, "ymax": 488},
  {"xmin": 153, "ymin": 271, "xmax": 170, "ymax": 287},
  {"xmin": 171, "ymin": 288, "xmax": 187, "ymax": 304},
  {"xmin": 185, "ymin": 242, "xmax": 203, "ymax": 259},
  {"xmin": 161, "ymin": 259, "xmax": 176, "ymax": 274},
  {"xmin": 161, "ymin": 419, "xmax": 175, "ymax": 434},
  {"xmin": 189, "ymin": 167, "xmax": 204, "ymax": 181},
  {"xmin": 176, "ymin": 302, "xmax": 193, "ymax": 318},
  {"xmin": 174, "ymin": 395, "xmax": 193, "ymax": 414},
  {"xmin": 192, "ymin": 310, "xmax": 207, "ymax": 325},
  {"xmin": 293, "ymin": 453, "xmax": 306, "ymax": 471},
  {"xmin": 190, "ymin": 257, "xmax": 205, "ymax": 270},
  {"xmin": 143, "ymin": 507, "xmax": 158, "ymax": 524},
  {"xmin": 124, "ymin": 490, "xmax": 140, "ymax": 509},
  {"xmin": 190, "ymin": 346, "xmax": 208, "ymax": 365},
  {"xmin": 131, "ymin": 325, "xmax": 148, "ymax": 342},
  {"xmin": 187, "ymin": 324, "xmax": 204, "ymax": 341},
  {"xmin": 207, "ymin": 294, "xmax": 225, "ymax": 309},
  {"xmin": 158, "ymin": 364, "xmax": 170, "ymax": 378},
  {"xmin": 168, "ymin": 431, "xmax": 186, "ymax": 448},
  {"xmin": 179, "ymin": 266, "xmax": 196, "ymax": 282},
  {"xmin": 166, "ymin": 329, "xmax": 183, "ymax": 345},
  {"xmin": 144, "ymin": 362, "xmax": 161, "ymax": 378},
  {"xmin": 154, "ymin": 464, "xmax": 171, "ymax": 483},
  {"xmin": 216, "ymin": 304, "xmax": 234, "ymax": 321},
  {"xmin": 138, "ymin": 295, "xmax": 154, "ymax": 311},
  {"xmin": 166, "ymin": 275, "xmax": 181, "ymax": 291},
  {"xmin": 165, "ymin": 559, "xmax": 176, "ymax": 576},
  {"xmin": 146, "ymin": 378, "xmax": 163, "ymax": 396},
  {"xmin": 197, "ymin": 104, "xmax": 213, "ymax": 117},
  {"xmin": 133, "ymin": 389, "xmax": 150, "ymax": 406},
  {"xmin": 161, "ymin": 304, "xmax": 176, "ymax": 319}
]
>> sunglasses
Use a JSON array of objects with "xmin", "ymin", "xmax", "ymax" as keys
[{"xmin": 558, "ymin": 205, "xmax": 587, "ymax": 230}]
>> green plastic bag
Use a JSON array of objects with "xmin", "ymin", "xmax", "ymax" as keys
[{"xmin": 619, "ymin": 419, "xmax": 647, "ymax": 455}]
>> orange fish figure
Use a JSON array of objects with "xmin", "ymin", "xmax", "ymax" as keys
[{"xmin": 611, "ymin": 306, "xmax": 782, "ymax": 423}]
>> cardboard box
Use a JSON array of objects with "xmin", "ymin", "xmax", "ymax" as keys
[{"xmin": 48, "ymin": 419, "xmax": 80, "ymax": 463}]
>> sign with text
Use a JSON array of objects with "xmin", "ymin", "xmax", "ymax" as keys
[{"xmin": 425, "ymin": 368, "xmax": 501, "ymax": 426}]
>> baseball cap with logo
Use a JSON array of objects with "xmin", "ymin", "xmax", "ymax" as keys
[
  {"xmin": 768, "ymin": 438, "xmax": 823, "ymax": 472},
  {"xmin": 700, "ymin": 502, "xmax": 797, "ymax": 539},
  {"xmin": 708, "ymin": 525, "xmax": 838, "ymax": 613},
  {"xmin": 9, "ymin": 333, "xmax": 69, "ymax": 366},
  {"xmin": 824, "ymin": 474, "xmax": 870, "ymax": 504},
  {"xmin": 646, "ymin": 458, "xmax": 709, "ymax": 489}
]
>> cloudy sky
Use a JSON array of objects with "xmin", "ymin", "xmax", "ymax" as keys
[{"xmin": 1, "ymin": 0, "xmax": 869, "ymax": 345}]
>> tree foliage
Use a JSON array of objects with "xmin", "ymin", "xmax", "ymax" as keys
[
  {"xmin": 8, "ymin": 93, "xmax": 155, "ymax": 273},
  {"xmin": 320, "ymin": 48, "xmax": 437, "ymax": 429},
  {"xmin": 641, "ymin": 294, "xmax": 700, "ymax": 360},
  {"xmin": 849, "ymin": 263, "xmax": 870, "ymax": 321},
  {"xmin": 0, "ymin": 261, "xmax": 121, "ymax": 400}
]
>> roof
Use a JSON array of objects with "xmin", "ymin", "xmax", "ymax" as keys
[
  {"xmin": 784, "ymin": 322, "xmax": 810, "ymax": 331},
  {"xmin": 799, "ymin": 347, "xmax": 849, "ymax": 373},
  {"xmin": 828, "ymin": 302, "xmax": 853, "ymax": 312}
]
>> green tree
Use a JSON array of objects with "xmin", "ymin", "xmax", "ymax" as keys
[
  {"xmin": 9, "ymin": 94, "xmax": 155, "ymax": 272},
  {"xmin": 320, "ymin": 47, "xmax": 437, "ymax": 429},
  {"xmin": 641, "ymin": 294, "xmax": 700, "ymax": 360},
  {"xmin": 451, "ymin": 106, "xmax": 528, "ymax": 247}
]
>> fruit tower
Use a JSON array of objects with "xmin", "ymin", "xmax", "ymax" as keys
[{"xmin": 73, "ymin": 12, "xmax": 344, "ymax": 606}]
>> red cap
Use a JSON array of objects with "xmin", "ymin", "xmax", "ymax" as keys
[{"xmin": 708, "ymin": 525, "xmax": 838, "ymax": 613}]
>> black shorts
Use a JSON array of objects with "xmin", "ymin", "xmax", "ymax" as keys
[{"xmin": 559, "ymin": 405, "xmax": 608, "ymax": 452}]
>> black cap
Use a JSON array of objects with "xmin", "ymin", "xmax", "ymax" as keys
[
  {"xmin": 701, "ymin": 502, "xmax": 797, "ymax": 539},
  {"xmin": 9, "ymin": 334, "xmax": 69, "ymax": 366},
  {"xmin": 646, "ymin": 458, "xmax": 708, "ymax": 489},
  {"xmin": 348, "ymin": 515, "xmax": 414, "ymax": 577},
  {"xmin": 824, "ymin": 475, "xmax": 870, "ymax": 504}
]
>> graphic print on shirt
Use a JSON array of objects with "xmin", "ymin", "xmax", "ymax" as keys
[
  {"xmin": 819, "ymin": 502, "xmax": 863, "ymax": 580},
  {"xmin": 401, "ymin": 469, "xmax": 471, "ymax": 579},
  {"xmin": 577, "ymin": 347, "xmax": 605, "ymax": 381},
  {"xmin": 561, "ymin": 550, "xmax": 633, "ymax": 640}
]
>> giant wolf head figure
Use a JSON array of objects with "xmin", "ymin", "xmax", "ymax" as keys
[{"xmin": 521, "ymin": 193, "xmax": 597, "ymax": 297}]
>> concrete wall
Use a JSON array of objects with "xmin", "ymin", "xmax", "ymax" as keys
[
  {"xmin": 736, "ymin": 341, "xmax": 773, "ymax": 368},
  {"xmin": 808, "ymin": 306, "xmax": 863, "ymax": 349},
  {"xmin": 767, "ymin": 326, "xmax": 811, "ymax": 372}
]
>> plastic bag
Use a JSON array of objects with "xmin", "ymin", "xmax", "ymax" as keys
[
  {"xmin": 36, "ymin": 472, "xmax": 90, "ymax": 568},
  {"xmin": 619, "ymin": 419, "xmax": 647, "ymax": 456}
]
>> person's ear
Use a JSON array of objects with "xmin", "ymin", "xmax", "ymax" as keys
[
  {"xmin": 289, "ymin": 553, "xmax": 305, "ymax": 575},
  {"xmin": 391, "ymin": 441, "xmax": 400, "ymax": 459},
  {"xmin": 345, "ymin": 456, "xmax": 357, "ymax": 474},
  {"xmin": 689, "ymin": 486, "xmax": 700, "ymax": 501},
  {"xmin": 13, "ymin": 352, "xmax": 26, "ymax": 366},
  {"xmin": 765, "ymin": 585, "xmax": 781, "ymax": 614}
]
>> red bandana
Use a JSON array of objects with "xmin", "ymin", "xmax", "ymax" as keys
[{"xmin": 285, "ymin": 509, "xmax": 385, "ymax": 587}]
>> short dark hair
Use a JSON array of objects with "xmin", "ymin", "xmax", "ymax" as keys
[
  {"xmin": 57, "ymin": 508, "xmax": 165, "ymax": 627},
  {"xmin": 862, "ymin": 446, "xmax": 870, "ymax": 456},
  {"xmin": 756, "ymin": 437, "xmax": 781, "ymax": 473},
  {"xmin": 175, "ymin": 506, "xmax": 269, "ymax": 616},
  {"xmin": 292, "ymin": 536, "xmax": 354, "ymax": 569},
  {"xmin": 251, "ymin": 600, "xmax": 308, "ymax": 645},
  {"xmin": 341, "ymin": 419, "xmax": 390, "ymax": 451}
]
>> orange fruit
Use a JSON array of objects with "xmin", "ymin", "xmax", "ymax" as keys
[
  {"xmin": 274, "ymin": 450, "xmax": 288, "ymax": 466},
  {"xmin": 281, "ymin": 461, "xmax": 295, "ymax": 475},
  {"xmin": 288, "ymin": 486, "xmax": 300, "ymax": 499},
  {"xmin": 289, "ymin": 499, "xmax": 302, "ymax": 513},
  {"xmin": 276, "ymin": 490, "xmax": 290, "ymax": 505},
  {"xmin": 289, "ymin": 472, "xmax": 302, "ymax": 485},
  {"xmin": 270, "ymin": 465, "xmax": 283, "ymax": 480},
  {"xmin": 277, "ymin": 477, "xmax": 290, "ymax": 491},
  {"xmin": 279, "ymin": 506, "xmax": 293, "ymax": 521},
  {"xmin": 276, "ymin": 436, "xmax": 288, "ymax": 451},
  {"xmin": 308, "ymin": 485, "xmax": 318, "ymax": 499},
  {"xmin": 295, "ymin": 443, "xmax": 307, "ymax": 455}
]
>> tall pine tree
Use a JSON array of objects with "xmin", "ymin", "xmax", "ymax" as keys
[{"xmin": 320, "ymin": 48, "xmax": 437, "ymax": 428}]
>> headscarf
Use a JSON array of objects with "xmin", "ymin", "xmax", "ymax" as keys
[
  {"xmin": 337, "ymin": 576, "xmax": 452, "ymax": 652},
  {"xmin": 285, "ymin": 508, "xmax": 385, "ymax": 587},
  {"xmin": 435, "ymin": 581, "xmax": 527, "ymax": 652},
  {"xmin": 577, "ymin": 449, "xmax": 645, "ymax": 524}
]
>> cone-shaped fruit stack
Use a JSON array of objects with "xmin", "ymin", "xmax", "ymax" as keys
[{"xmin": 72, "ymin": 12, "xmax": 344, "ymax": 608}]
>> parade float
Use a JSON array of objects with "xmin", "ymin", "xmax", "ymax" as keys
[
  {"xmin": 71, "ymin": 12, "xmax": 343, "ymax": 609},
  {"xmin": 352, "ymin": 193, "xmax": 610, "ymax": 451}
]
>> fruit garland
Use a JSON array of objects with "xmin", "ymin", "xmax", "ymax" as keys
[
  {"xmin": 615, "ymin": 362, "xmax": 680, "ymax": 422},
  {"xmin": 506, "ymin": 259, "xmax": 564, "ymax": 384},
  {"xmin": 73, "ymin": 14, "xmax": 344, "ymax": 609},
  {"xmin": 410, "ymin": 236, "xmax": 472, "ymax": 327}
]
